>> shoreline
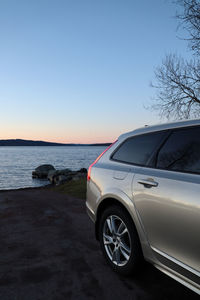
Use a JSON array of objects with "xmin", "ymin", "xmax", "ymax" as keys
[
  {"xmin": 0, "ymin": 177, "xmax": 87, "ymax": 200},
  {"xmin": 0, "ymin": 183, "xmax": 52, "ymax": 193},
  {"xmin": 0, "ymin": 146, "xmax": 101, "ymax": 194}
]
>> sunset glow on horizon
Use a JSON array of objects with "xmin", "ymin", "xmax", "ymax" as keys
[{"xmin": 0, "ymin": 122, "xmax": 143, "ymax": 144}]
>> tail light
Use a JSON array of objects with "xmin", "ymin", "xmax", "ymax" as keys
[{"xmin": 87, "ymin": 140, "xmax": 117, "ymax": 181}]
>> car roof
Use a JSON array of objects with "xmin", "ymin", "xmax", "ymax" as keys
[{"xmin": 119, "ymin": 119, "xmax": 200, "ymax": 140}]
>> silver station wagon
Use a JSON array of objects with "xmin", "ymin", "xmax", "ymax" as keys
[{"xmin": 86, "ymin": 119, "xmax": 200, "ymax": 295}]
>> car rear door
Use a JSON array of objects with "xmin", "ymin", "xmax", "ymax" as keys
[{"xmin": 132, "ymin": 126, "xmax": 200, "ymax": 275}]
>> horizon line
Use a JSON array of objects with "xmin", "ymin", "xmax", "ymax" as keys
[{"xmin": 0, "ymin": 138, "xmax": 112, "ymax": 146}]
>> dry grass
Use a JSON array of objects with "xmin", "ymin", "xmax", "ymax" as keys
[{"xmin": 51, "ymin": 177, "xmax": 87, "ymax": 199}]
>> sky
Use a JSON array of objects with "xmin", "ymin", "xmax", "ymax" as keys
[{"xmin": 0, "ymin": 0, "xmax": 190, "ymax": 143}]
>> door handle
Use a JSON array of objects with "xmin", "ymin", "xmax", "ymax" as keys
[{"xmin": 137, "ymin": 179, "xmax": 158, "ymax": 188}]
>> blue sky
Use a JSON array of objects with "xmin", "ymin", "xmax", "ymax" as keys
[{"xmin": 0, "ymin": 0, "xmax": 189, "ymax": 143}]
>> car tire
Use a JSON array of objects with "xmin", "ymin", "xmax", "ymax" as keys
[{"xmin": 99, "ymin": 205, "xmax": 143, "ymax": 276}]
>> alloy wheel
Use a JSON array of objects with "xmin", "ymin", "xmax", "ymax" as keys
[{"xmin": 103, "ymin": 215, "xmax": 131, "ymax": 266}]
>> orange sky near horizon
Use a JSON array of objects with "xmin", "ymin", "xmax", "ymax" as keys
[
  {"xmin": 0, "ymin": 127, "xmax": 119, "ymax": 144},
  {"xmin": 0, "ymin": 116, "xmax": 159, "ymax": 144},
  {"xmin": 0, "ymin": 134, "xmax": 117, "ymax": 144},
  {"xmin": 1, "ymin": 117, "xmax": 142, "ymax": 144}
]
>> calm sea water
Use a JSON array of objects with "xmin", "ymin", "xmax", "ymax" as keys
[{"xmin": 0, "ymin": 146, "xmax": 106, "ymax": 190}]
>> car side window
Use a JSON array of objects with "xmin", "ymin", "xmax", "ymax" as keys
[
  {"xmin": 111, "ymin": 131, "xmax": 165, "ymax": 166},
  {"xmin": 157, "ymin": 127, "xmax": 200, "ymax": 174}
]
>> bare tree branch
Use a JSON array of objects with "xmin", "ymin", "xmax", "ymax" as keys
[
  {"xmin": 176, "ymin": 0, "xmax": 200, "ymax": 54},
  {"xmin": 150, "ymin": 54, "xmax": 200, "ymax": 119},
  {"xmin": 149, "ymin": 1, "xmax": 200, "ymax": 120}
]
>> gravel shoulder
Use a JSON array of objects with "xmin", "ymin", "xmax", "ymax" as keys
[{"xmin": 0, "ymin": 186, "xmax": 198, "ymax": 300}]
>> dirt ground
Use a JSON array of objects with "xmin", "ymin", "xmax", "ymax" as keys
[{"xmin": 0, "ymin": 187, "xmax": 198, "ymax": 300}]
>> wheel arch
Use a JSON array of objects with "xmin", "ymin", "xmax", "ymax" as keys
[
  {"xmin": 95, "ymin": 197, "xmax": 138, "ymax": 241},
  {"xmin": 95, "ymin": 194, "xmax": 156, "ymax": 264}
]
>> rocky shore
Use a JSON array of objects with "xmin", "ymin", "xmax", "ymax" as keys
[{"xmin": 32, "ymin": 164, "xmax": 87, "ymax": 185}]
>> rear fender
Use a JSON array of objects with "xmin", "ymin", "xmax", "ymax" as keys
[{"xmin": 96, "ymin": 188, "xmax": 154, "ymax": 260}]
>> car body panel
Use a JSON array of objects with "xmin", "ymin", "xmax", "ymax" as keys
[
  {"xmin": 132, "ymin": 167, "xmax": 200, "ymax": 273},
  {"xmin": 86, "ymin": 167, "xmax": 157, "ymax": 261}
]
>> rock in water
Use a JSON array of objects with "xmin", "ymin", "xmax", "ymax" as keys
[
  {"xmin": 47, "ymin": 169, "xmax": 72, "ymax": 184},
  {"xmin": 47, "ymin": 169, "xmax": 57, "ymax": 183},
  {"xmin": 32, "ymin": 164, "xmax": 55, "ymax": 179},
  {"xmin": 33, "ymin": 165, "xmax": 86, "ymax": 185}
]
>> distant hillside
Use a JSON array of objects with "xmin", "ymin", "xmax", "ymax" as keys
[{"xmin": 0, "ymin": 139, "xmax": 111, "ymax": 147}]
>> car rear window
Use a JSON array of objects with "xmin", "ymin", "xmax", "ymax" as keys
[
  {"xmin": 157, "ymin": 126, "xmax": 200, "ymax": 174},
  {"xmin": 111, "ymin": 131, "xmax": 165, "ymax": 166}
]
